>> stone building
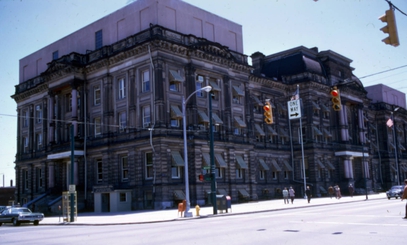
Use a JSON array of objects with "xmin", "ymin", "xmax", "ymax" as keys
[{"xmin": 11, "ymin": 0, "xmax": 406, "ymax": 213}]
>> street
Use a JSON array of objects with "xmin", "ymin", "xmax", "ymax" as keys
[{"xmin": 0, "ymin": 198, "xmax": 405, "ymax": 245}]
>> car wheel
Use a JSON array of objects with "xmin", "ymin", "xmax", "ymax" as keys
[
  {"xmin": 12, "ymin": 218, "xmax": 20, "ymax": 226},
  {"xmin": 396, "ymin": 197, "xmax": 399, "ymax": 199},
  {"xmin": 33, "ymin": 221, "xmax": 39, "ymax": 226},
  {"xmin": 0, "ymin": 223, "xmax": 3, "ymax": 226},
  {"xmin": 388, "ymin": 197, "xmax": 391, "ymax": 200}
]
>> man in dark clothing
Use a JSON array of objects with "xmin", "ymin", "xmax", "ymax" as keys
[
  {"xmin": 401, "ymin": 179, "xmax": 407, "ymax": 219},
  {"xmin": 305, "ymin": 186, "xmax": 312, "ymax": 203},
  {"xmin": 348, "ymin": 184, "xmax": 354, "ymax": 197}
]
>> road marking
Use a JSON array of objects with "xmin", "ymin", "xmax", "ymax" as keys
[{"xmin": 290, "ymin": 220, "xmax": 407, "ymax": 227}]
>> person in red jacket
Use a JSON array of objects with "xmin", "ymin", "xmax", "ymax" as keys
[{"xmin": 401, "ymin": 179, "xmax": 407, "ymax": 219}]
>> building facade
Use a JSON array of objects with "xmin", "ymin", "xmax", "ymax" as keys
[{"xmin": 12, "ymin": 0, "xmax": 407, "ymax": 213}]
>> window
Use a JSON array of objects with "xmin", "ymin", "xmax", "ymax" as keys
[
  {"xmin": 24, "ymin": 169, "xmax": 29, "ymax": 190},
  {"xmin": 169, "ymin": 70, "xmax": 182, "ymax": 92},
  {"xmin": 52, "ymin": 51, "xmax": 59, "ymax": 60},
  {"xmin": 23, "ymin": 110, "xmax": 29, "ymax": 128},
  {"xmin": 272, "ymin": 171, "xmax": 277, "ymax": 180},
  {"xmin": 142, "ymin": 70, "xmax": 150, "ymax": 92},
  {"xmin": 36, "ymin": 133, "xmax": 42, "ymax": 150},
  {"xmin": 170, "ymin": 105, "xmax": 182, "ymax": 128},
  {"xmin": 23, "ymin": 136, "xmax": 29, "ymax": 153},
  {"xmin": 232, "ymin": 85, "xmax": 244, "ymax": 104},
  {"xmin": 94, "ymin": 85, "xmax": 101, "ymax": 105},
  {"xmin": 145, "ymin": 152, "xmax": 153, "ymax": 179},
  {"xmin": 196, "ymin": 75, "xmax": 205, "ymax": 97},
  {"xmin": 66, "ymin": 94, "xmax": 72, "ymax": 112},
  {"xmin": 95, "ymin": 30, "xmax": 103, "ymax": 49},
  {"xmin": 142, "ymin": 106, "xmax": 151, "ymax": 128},
  {"xmin": 236, "ymin": 168, "xmax": 243, "ymax": 179},
  {"xmin": 119, "ymin": 192, "xmax": 127, "ymax": 202},
  {"xmin": 172, "ymin": 166, "xmax": 181, "ymax": 179},
  {"xmin": 96, "ymin": 159, "xmax": 103, "ymax": 182},
  {"xmin": 259, "ymin": 170, "xmax": 265, "ymax": 180},
  {"xmin": 119, "ymin": 112, "xmax": 127, "ymax": 131},
  {"xmin": 120, "ymin": 155, "xmax": 128, "ymax": 181},
  {"xmin": 209, "ymin": 80, "xmax": 220, "ymax": 101},
  {"xmin": 118, "ymin": 78, "xmax": 126, "ymax": 99},
  {"xmin": 35, "ymin": 105, "xmax": 42, "ymax": 123},
  {"xmin": 94, "ymin": 117, "xmax": 101, "ymax": 136},
  {"xmin": 215, "ymin": 168, "xmax": 224, "ymax": 179},
  {"xmin": 36, "ymin": 168, "xmax": 43, "ymax": 188},
  {"xmin": 284, "ymin": 171, "xmax": 289, "ymax": 179}
]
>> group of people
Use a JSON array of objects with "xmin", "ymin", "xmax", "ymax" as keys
[{"xmin": 280, "ymin": 180, "xmax": 407, "ymax": 220}]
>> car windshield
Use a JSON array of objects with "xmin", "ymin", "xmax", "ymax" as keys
[
  {"xmin": 391, "ymin": 186, "xmax": 402, "ymax": 190},
  {"xmin": 11, "ymin": 208, "xmax": 31, "ymax": 214}
]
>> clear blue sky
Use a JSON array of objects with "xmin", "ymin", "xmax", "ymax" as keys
[{"xmin": 0, "ymin": 0, "xmax": 406, "ymax": 187}]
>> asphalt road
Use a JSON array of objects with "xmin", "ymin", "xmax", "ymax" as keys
[{"xmin": 0, "ymin": 198, "xmax": 405, "ymax": 245}]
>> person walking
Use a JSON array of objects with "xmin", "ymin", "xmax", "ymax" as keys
[
  {"xmin": 348, "ymin": 184, "xmax": 354, "ymax": 197},
  {"xmin": 282, "ymin": 187, "xmax": 289, "ymax": 204},
  {"xmin": 335, "ymin": 184, "xmax": 342, "ymax": 199},
  {"xmin": 289, "ymin": 186, "xmax": 295, "ymax": 204},
  {"xmin": 305, "ymin": 186, "xmax": 312, "ymax": 203},
  {"xmin": 401, "ymin": 179, "xmax": 407, "ymax": 219},
  {"xmin": 328, "ymin": 186, "xmax": 334, "ymax": 199}
]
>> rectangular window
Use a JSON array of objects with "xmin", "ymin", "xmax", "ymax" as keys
[
  {"xmin": 171, "ymin": 166, "xmax": 181, "ymax": 179},
  {"xmin": 35, "ymin": 105, "xmax": 42, "ymax": 123},
  {"xmin": 94, "ymin": 117, "xmax": 101, "ymax": 136},
  {"xmin": 96, "ymin": 159, "xmax": 103, "ymax": 182},
  {"xmin": 36, "ymin": 133, "xmax": 42, "ymax": 150},
  {"xmin": 23, "ymin": 110, "xmax": 29, "ymax": 128},
  {"xmin": 284, "ymin": 171, "xmax": 289, "ymax": 179},
  {"xmin": 118, "ymin": 78, "xmax": 126, "ymax": 99},
  {"xmin": 215, "ymin": 168, "xmax": 223, "ymax": 179},
  {"xmin": 142, "ymin": 70, "xmax": 150, "ymax": 92},
  {"xmin": 94, "ymin": 85, "xmax": 101, "ymax": 105},
  {"xmin": 119, "ymin": 112, "xmax": 127, "ymax": 131},
  {"xmin": 196, "ymin": 75, "xmax": 204, "ymax": 97},
  {"xmin": 143, "ymin": 106, "xmax": 151, "ymax": 128},
  {"xmin": 272, "ymin": 171, "xmax": 277, "ymax": 180},
  {"xmin": 236, "ymin": 169, "xmax": 243, "ymax": 179},
  {"xmin": 37, "ymin": 168, "xmax": 43, "ymax": 188},
  {"xmin": 66, "ymin": 94, "xmax": 72, "ymax": 112},
  {"xmin": 24, "ymin": 170, "xmax": 29, "ymax": 190},
  {"xmin": 52, "ymin": 51, "xmax": 59, "ymax": 60},
  {"xmin": 121, "ymin": 155, "xmax": 128, "ymax": 181},
  {"xmin": 119, "ymin": 192, "xmax": 127, "ymax": 202},
  {"xmin": 259, "ymin": 170, "xmax": 265, "ymax": 180},
  {"xmin": 23, "ymin": 136, "xmax": 29, "ymax": 153},
  {"xmin": 145, "ymin": 152, "xmax": 153, "ymax": 179},
  {"xmin": 95, "ymin": 30, "xmax": 103, "ymax": 49}
]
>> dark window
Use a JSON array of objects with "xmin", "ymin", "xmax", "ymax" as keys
[
  {"xmin": 52, "ymin": 51, "xmax": 59, "ymax": 60},
  {"xmin": 95, "ymin": 30, "xmax": 103, "ymax": 49}
]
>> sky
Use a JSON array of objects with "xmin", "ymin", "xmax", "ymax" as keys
[{"xmin": 0, "ymin": 0, "xmax": 406, "ymax": 187}]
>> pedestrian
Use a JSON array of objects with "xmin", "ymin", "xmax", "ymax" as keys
[
  {"xmin": 328, "ymin": 186, "xmax": 334, "ymax": 199},
  {"xmin": 401, "ymin": 179, "xmax": 407, "ymax": 219},
  {"xmin": 305, "ymin": 186, "xmax": 312, "ymax": 203},
  {"xmin": 282, "ymin": 187, "xmax": 289, "ymax": 204},
  {"xmin": 335, "ymin": 185, "xmax": 342, "ymax": 199},
  {"xmin": 348, "ymin": 184, "xmax": 354, "ymax": 197},
  {"xmin": 289, "ymin": 186, "xmax": 295, "ymax": 204}
]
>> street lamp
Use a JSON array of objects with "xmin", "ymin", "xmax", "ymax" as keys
[
  {"xmin": 182, "ymin": 85, "xmax": 212, "ymax": 217},
  {"xmin": 391, "ymin": 107, "xmax": 400, "ymax": 185}
]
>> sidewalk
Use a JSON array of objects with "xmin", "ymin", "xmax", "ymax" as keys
[{"xmin": 41, "ymin": 193, "xmax": 387, "ymax": 226}]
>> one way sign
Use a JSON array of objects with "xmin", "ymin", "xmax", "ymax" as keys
[{"xmin": 287, "ymin": 99, "xmax": 301, "ymax": 120}]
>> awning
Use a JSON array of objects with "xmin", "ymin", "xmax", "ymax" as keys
[
  {"xmin": 312, "ymin": 101, "xmax": 320, "ymax": 110},
  {"xmin": 316, "ymin": 159, "xmax": 325, "ymax": 169},
  {"xmin": 238, "ymin": 189, "xmax": 250, "ymax": 198},
  {"xmin": 325, "ymin": 161, "xmax": 335, "ymax": 170},
  {"xmin": 173, "ymin": 190, "xmax": 186, "ymax": 200},
  {"xmin": 319, "ymin": 186, "xmax": 327, "ymax": 194},
  {"xmin": 170, "ymin": 105, "xmax": 183, "ymax": 119},
  {"xmin": 279, "ymin": 128, "xmax": 289, "ymax": 137},
  {"xmin": 321, "ymin": 104, "xmax": 330, "ymax": 112},
  {"xmin": 212, "ymin": 113, "xmax": 223, "ymax": 125},
  {"xmin": 255, "ymin": 124, "xmax": 266, "ymax": 136},
  {"xmin": 232, "ymin": 85, "xmax": 245, "ymax": 96},
  {"xmin": 270, "ymin": 159, "xmax": 282, "ymax": 172},
  {"xmin": 235, "ymin": 155, "xmax": 248, "ymax": 169},
  {"xmin": 267, "ymin": 126, "xmax": 278, "ymax": 135},
  {"xmin": 171, "ymin": 151, "xmax": 184, "ymax": 167},
  {"xmin": 399, "ymin": 143, "xmax": 406, "ymax": 151},
  {"xmin": 282, "ymin": 159, "xmax": 293, "ymax": 171},
  {"xmin": 209, "ymin": 81, "xmax": 221, "ymax": 91},
  {"xmin": 252, "ymin": 96, "xmax": 263, "ymax": 106},
  {"xmin": 400, "ymin": 165, "xmax": 407, "ymax": 172},
  {"xmin": 313, "ymin": 126, "xmax": 323, "ymax": 136},
  {"xmin": 198, "ymin": 110, "xmax": 209, "ymax": 123},
  {"xmin": 217, "ymin": 189, "xmax": 228, "ymax": 195},
  {"xmin": 169, "ymin": 70, "xmax": 184, "ymax": 82},
  {"xmin": 202, "ymin": 152, "xmax": 210, "ymax": 167},
  {"xmin": 390, "ymin": 164, "xmax": 397, "ymax": 172},
  {"xmin": 323, "ymin": 129, "xmax": 332, "ymax": 137},
  {"xmin": 258, "ymin": 159, "xmax": 270, "ymax": 171},
  {"xmin": 215, "ymin": 153, "xmax": 227, "ymax": 168},
  {"xmin": 234, "ymin": 116, "xmax": 246, "ymax": 127},
  {"xmin": 277, "ymin": 102, "xmax": 287, "ymax": 111}
]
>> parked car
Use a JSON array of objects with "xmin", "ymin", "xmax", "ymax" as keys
[
  {"xmin": 0, "ymin": 207, "xmax": 44, "ymax": 226},
  {"xmin": 386, "ymin": 185, "xmax": 404, "ymax": 200}
]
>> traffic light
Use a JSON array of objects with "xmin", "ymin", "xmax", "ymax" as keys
[
  {"xmin": 330, "ymin": 86, "xmax": 341, "ymax": 111},
  {"xmin": 263, "ymin": 101, "xmax": 273, "ymax": 124},
  {"xmin": 379, "ymin": 9, "xmax": 399, "ymax": 47},
  {"xmin": 198, "ymin": 174, "xmax": 204, "ymax": 181}
]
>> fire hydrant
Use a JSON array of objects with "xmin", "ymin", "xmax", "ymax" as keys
[{"xmin": 195, "ymin": 205, "xmax": 200, "ymax": 216}]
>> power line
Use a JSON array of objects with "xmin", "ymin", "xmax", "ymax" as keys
[{"xmin": 359, "ymin": 64, "xmax": 407, "ymax": 79}]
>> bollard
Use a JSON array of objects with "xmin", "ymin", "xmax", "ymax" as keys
[{"xmin": 195, "ymin": 205, "xmax": 200, "ymax": 216}]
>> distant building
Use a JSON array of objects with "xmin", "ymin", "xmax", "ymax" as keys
[
  {"xmin": 0, "ymin": 187, "xmax": 16, "ymax": 206},
  {"xmin": 365, "ymin": 84, "xmax": 406, "ymax": 109},
  {"xmin": 11, "ymin": 0, "xmax": 407, "ymax": 213}
]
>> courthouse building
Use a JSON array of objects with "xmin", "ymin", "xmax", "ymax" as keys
[{"xmin": 12, "ymin": 0, "xmax": 407, "ymax": 213}]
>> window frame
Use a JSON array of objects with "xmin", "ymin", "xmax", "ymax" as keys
[
  {"xmin": 94, "ymin": 85, "xmax": 101, "ymax": 105},
  {"xmin": 142, "ymin": 70, "xmax": 150, "ymax": 93},
  {"xmin": 118, "ymin": 111, "xmax": 127, "ymax": 131},
  {"xmin": 120, "ymin": 155, "xmax": 129, "ymax": 181},
  {"xmin": 96, "ymin": 159, "xmax": 103, "ymax": 182},
  {"xmin": 35, "ymin": 105, "xmax": 42, "ymax": 123},
  {"xmin": 142, "ymin": 105, "xmax": 151, "ymax": 128},
  {"xmin": 118, "ymin": 78, "xmax": 126, "ymax": 100},
  {"xmin": 94, "ymin": 117, "xmax": 102, "ymax": 136},
  {"xmin": 95, "ymin": 30, "xmax": 103, "ymax": 49},
  {"xmin": 145, "ymin": 152, "xmax": 153, "ymax": 179}
]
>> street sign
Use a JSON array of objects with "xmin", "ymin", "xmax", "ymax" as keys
[
  {"xmin": 69, "ymin": 184, "xmax": 76, "ymax": 194},
  {"xmin": 287, "ymin": 99, "xmax": 301, "ymax": 120}
]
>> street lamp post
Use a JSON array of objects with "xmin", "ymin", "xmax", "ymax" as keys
[
  {"xmin": 182, "ymin": 85, "xmax": 212, "ymax": 217},
  {"xmin": 208, "ymin": 91, "xmax": 217, "ymax": 215},
  {"xmin": 391, "ymin": 107, "xmax": 400, "ymax": 185}
]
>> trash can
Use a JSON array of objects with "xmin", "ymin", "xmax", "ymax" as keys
[{"xmin": 216, "ymin": 195, "xmax": 232, "ymax": 213}]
